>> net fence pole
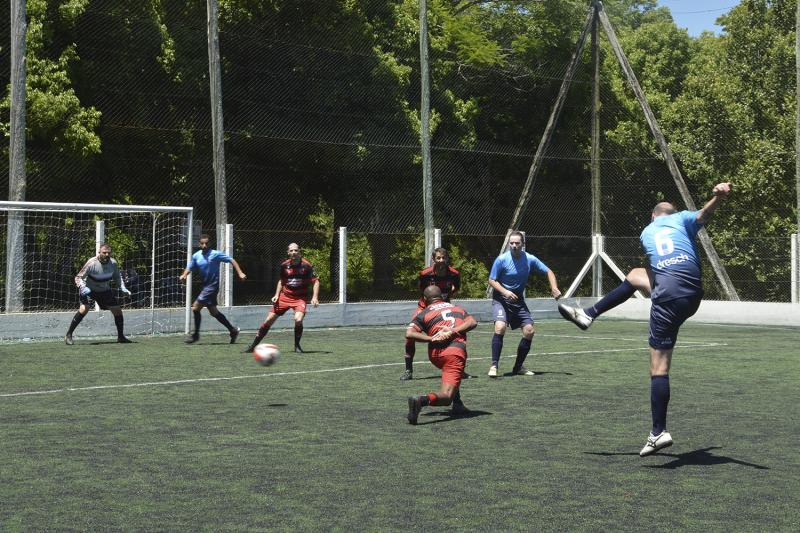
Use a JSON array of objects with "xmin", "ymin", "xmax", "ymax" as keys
[
  {"xmin": 95, "ymin": 220, "xmax": 105, "ymax": 313},
  {"xmin": 150, "ymin": 214, "xmax": 158, "ymax": 333},
  {"xmin": 185, "ymin": 210, "xmax": 194, "ymax": 334},
  {"xmin": 339, "ymin": 227, "xmax": 347, "ymax": 304},
  {"xmin": 796, "ymin": 0, "xmax": 800, "ymax": 300},
  {"xmin": 6, "ymin": 0, "xmax": 27, "ymax": 313},
  {"xmin": 434, "ymin": 228, "xmax": 441, "ymax": 250},
  {"xmin": 207, "ymin": 0, "xmax": 228, "ymax": 240},
  {"xmin": 224, "ymin": 223, "xmax": 233, "ymax": 307},
  {"xmin": 591, "ymin": 3, "xmax": 602, "ymax": 297},
  {"xmin": 419, "ymin": 0, "xmax": 434, "ymax": 264},
  {"xmin": 792, "ymin": 234, "xmax": 798, "ymax": 303}
]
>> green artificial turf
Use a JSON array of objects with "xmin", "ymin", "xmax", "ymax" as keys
[{"xmin": 1, "ymin": 320, "xmax": 798, "ymax": 531}]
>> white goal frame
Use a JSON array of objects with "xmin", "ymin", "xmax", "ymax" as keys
[{"xmin": 1, "ymin": 201, "xmax": 194, "ymax": 338}]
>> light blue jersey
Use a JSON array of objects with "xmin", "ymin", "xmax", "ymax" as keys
[
  {"xmin": 489, "ymin": 251, "xmax": 549, "ymax": 295},
  {"xmin": 640, "ymin": 210, "xmax": 704, "ymax": 303},
  {"xmin": 187, "ymin": 249, "xmax": 233, "ymax": 289}
]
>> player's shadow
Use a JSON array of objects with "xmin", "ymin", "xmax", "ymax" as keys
[
  {"xmin": 586, "ymin": 446, "xmax": 768, "ymax": 470},
  {"xmin": 265, "ymin": 403, "xmax": 288, "ymax": 408},
  {"xmin": 417, "ymin": 409, "xmax": 492, "ymax": 425},
  {"xmin": 291, "ymin": 350, "xmax": 333, "ymax": 355},
  {"xmin": 87, "ymin": 340, "xmax": 136, "ymax": 345}
]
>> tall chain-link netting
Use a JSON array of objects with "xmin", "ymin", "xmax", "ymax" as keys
[{"xmin": 0, "ymin": 1, "xmax": 796, "ymax": 306}]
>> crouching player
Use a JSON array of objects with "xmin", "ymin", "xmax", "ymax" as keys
[{"xmin": 406, "ymin": 286, "xmax": 478, "ymax": 424}]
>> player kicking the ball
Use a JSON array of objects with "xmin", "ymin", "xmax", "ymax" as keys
[
  {"xmin": 406, "ymin": 285, "xmax": 477, "ymax": 424},
  {"xmin": 243, "ymin": 242, "xmax": 320, "ymax": 353},
  {"xmin": 65, "ymin": 243, "xmax": 132, "ymax": 345},
  {"xmin": 558, "ymin": 183, "xmax": 732, "ymax": 457}
]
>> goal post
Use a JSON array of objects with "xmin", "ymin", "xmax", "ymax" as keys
[{"xmin": 0, "ymin": 201, "xmax": 193, "ymax": 340}]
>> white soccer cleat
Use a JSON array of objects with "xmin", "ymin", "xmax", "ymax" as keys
[
  {"xmin": 558, "ymin": 303, "xmax": 593, "ymax": 330},
  {"xmin": 639, "ymin": 431, "xmax": 673, "ymax": 457},
  {"xmin": 487, "ymin": 365, "xmax": 498, "ymax": 378},
  {"xmin": 514, "ymin": 366, "xmax": 535, "ymax": 376}
]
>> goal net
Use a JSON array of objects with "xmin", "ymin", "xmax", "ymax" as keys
[{"xmin": 0, "ymin": 201, "xmax": 192, "ymax": 340}]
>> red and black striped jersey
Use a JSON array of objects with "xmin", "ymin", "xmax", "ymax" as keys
[
  {"xmin": 417, "ymin": 265, "xmax": 461, "ymax": 307},
  {"xmin": 279, "ymin": 258, "xmax": 318, "ymax": 298},
  {"xmin": 409, "ymin": 301, "xmax": 471, "ymax": 350}
]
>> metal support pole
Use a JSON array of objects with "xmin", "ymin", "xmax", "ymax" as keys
[
  {"xmin": 433, "ymin": 228, "xmax": 442, "ymax": 251},
  {"xmin": 419, "ymin": 0, "xmax": 435, "ymax": 263},
  {"xmin": 150, "ymin": 214, "xmax": 158, "ymax": 332},
  {"xmin": 95, "ymin": 220, "xmax": 105, "ymax": 313},
  {"xmin": 792, "ymin": 233, "xmax": 798, "ymax": 303},
  {"xmin": 207, "ymin": 0, "xmax": 228, "ymax": 238},
  {"xmin": 338, "ymin": 227, "xmax": 347, "ymax": 304},
  {"xmin": 214, "ymin": 223, "xmax": 233, "ymax": 307},
  {"xmin": 592, "ymin": 234, "xmax": 604, "ymax": 297},
  {"xmin": 185, "ymin": 211, "xmax": 194, "ymax": 334},
  {"xmin": 591, "ymin": 3, "xmax": 602, "ymax": 297},
  {"xmin": 5, "ymin": 0, "xmax": 27, "ymax": 313}
]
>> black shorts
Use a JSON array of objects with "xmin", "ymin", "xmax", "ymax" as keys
[
  {"xmin": 80, "ymin": 289, "xmax": 119, "ymax": 310},
  {"xmin": 648, "ymin": 295, "xmax": 702, "ymax": 350}
]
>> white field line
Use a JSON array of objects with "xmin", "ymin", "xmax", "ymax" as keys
[{"xmin": 0, "ymin": 342, "xmax": 725, "ymax": 399}]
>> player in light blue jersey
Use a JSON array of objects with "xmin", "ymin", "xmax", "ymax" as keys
[
  {"xmin": 487, "ymin": 231, "xmax": 562, "ymax": 377},
  {"xmin": 179, "ymin": 234, "xmax": 247, "ymax": 344},
  {"xmin": 558, "ymin": 182, "xmax": 732, "ymax": 456}
]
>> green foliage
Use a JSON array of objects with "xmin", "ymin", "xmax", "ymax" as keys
[
  {"xmin": 390, "ymin": 231, "xmax": 489, "ymax": 299},
  {"xmin": 302, "ymin": 199, "xmax": 374, "ymax": 295}
]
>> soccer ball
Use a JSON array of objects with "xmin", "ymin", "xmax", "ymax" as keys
[{"xmin": 253, "ymin": 343, "xmax": 280, "ymax": 366}]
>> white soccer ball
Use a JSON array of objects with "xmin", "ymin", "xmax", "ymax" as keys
[{"xmin": 253, "ymin": 343, "xmax": 280, "ymax": 366}]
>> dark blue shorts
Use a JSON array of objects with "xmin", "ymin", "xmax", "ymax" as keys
[
  {"xmin": 492, "ymin": 296, "xmax": 533, "ymax": 330},
  {"xmin": 196, "ymin": 285, "xmax": 219, "ymax": 307},
  {"xmin": 79, "ymin": 289, "xmax": 119, "ymax": 310},
  {"xmin": 649, "ymin": 295, "xmax": 702, "ymax": 350}
]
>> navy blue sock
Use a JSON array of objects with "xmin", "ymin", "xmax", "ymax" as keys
[
  {"xmin": 114, "ymin": 314, "xmax": 124, "ymax": 337},
  {"xmin": 212, "ymin": 311, "xmax": 234, "ymax": 331},
  {"xmin": 650, "ymin": 375, "xmax": 670, "ymax": 436},
  {"xmin": 193, "ymin": 310, "xmax": 201, "ymax": 335},
  {"xmin": 586, "ymin": 279, "xmax": 635, "ymax": 319},
  {"xmin": 491, "ymin": 334, "xmax": 504, "ymax": 367},
  {"xmin": 513, "ymin": 337, "xmax": 532, "ymax": 371}
]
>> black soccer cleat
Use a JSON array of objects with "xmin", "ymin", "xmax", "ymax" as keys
[
  {"xmin": 64, "ymin": 334, "xmax": 74, "ymax": 346},
  {"xmin": 229, "ymin": 327, "xmax": 240, "ymax": 344},
  {"xmin": 400, "ymin": 370, "xmax": 413, "ymax": 381},
  {"xmin": 117, "ymin": 336, "xmax": 132, "ymax": 344},
  {"xmin": 407, "ymin": 396, "xmax": 423, "ymax": 425},
  {"xmin": 184, "ymin": 334, "xmax": 199, "ymax": 344},
  {"xmin": 242, "ymin": 343, "xmax": 256, "ymax": 354},
  {"xmin": 450, "ymin": 402, "xmax": 470, "ymax": 417}
]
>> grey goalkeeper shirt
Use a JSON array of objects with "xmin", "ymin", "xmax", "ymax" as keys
[{"xmin": 74, "ymin": 257, "xmax": 127, "ymax": 293}]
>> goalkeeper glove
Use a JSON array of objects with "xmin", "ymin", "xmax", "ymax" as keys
[
  {"xmin": 80, "ymin": 286, "xmax": 91, "ymax": 296},
  {"xmin": 121, "ymin": 288, "xmax": 131, "ymax": 296}
]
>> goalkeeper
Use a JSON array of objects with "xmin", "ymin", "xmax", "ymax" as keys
[{"xmin": 65, "ymin": 243, "xmax": 132, "ymax": 345}]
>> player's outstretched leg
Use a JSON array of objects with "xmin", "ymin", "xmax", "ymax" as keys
[
  {"xmin": 401, "ymin": 340, "xmax": 415, "ymax": 380},
  {"xmin": 558, "ymin": 303, "xmax": 594, "ymax": 330}
]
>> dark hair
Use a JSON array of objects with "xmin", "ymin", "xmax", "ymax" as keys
[
  {"xmin": 98, "ymin": 243, "xmax": 111, "ymax": 250},
  {"xmin": 199, "ymin": 233, "xmax": 210, "ymax": 241},
  {"xmin": 431, "ymin": 247, "xmax": 449, "ymax": 263},
  {"xmin": 509, "ymin": 231, "xmax": 525, "ymax": 243}
]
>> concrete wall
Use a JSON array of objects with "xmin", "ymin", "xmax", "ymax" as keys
[{"xmin": 1, "ymin": 297, "xmax": 796, "ymax": 341}]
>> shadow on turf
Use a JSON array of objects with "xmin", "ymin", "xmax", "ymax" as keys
[
  {"xmin": 416, "ymin": 409, "xmax": 492, "ymax": 425},
  {"xmin": 586, "ymin": 446, "xmax": 769, "ymax": 470}
]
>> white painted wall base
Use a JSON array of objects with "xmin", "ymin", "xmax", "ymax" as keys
[
  {"xmin": 602, "ymin": 299, "xmax": 800, "ymax": 327},
  {"xmin": 2, "ymin": 298, "xmax": 796, "ymax": 342}
]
